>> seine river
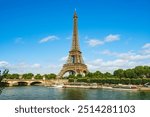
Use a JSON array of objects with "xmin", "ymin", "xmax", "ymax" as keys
[{"xmin": 0, "ymin": 86, "xmax": 150, "ymax": 100}]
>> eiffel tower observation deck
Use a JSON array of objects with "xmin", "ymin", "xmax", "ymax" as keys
[{"xmin": 57, "ymin": 10, "xmax": 88, "ymax": 78}]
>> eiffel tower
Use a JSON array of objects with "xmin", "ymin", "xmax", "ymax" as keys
[{"xmin": 57, "ymin": 11, "xmax": 88, "ymax": 78}]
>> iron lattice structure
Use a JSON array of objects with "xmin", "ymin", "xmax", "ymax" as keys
[{"xmin": 57, "ymin": 11, "xmax": 88, "ymax": 78}]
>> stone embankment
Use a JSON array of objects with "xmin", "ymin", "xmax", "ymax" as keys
[{"xmin": 62, "ymin": 83, "xmax": 150, "ymax": 91}]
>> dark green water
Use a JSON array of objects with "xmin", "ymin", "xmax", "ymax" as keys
[{"xmin": 0, "ymin": 86, "xmax": 150, "ymax": 100}]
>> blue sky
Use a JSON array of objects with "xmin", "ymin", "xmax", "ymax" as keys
[{"xmin": 0, "ymin": 0, "xmax": 150, "ymax": 74}]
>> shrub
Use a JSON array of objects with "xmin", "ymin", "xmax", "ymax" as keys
[
  {"xmin": 89, "ymin": 78, "xmax": 99, "ymax": 83},
  {"xmin": 34, "ymin": 74, "xmax": 43, "ymax": 79},
  {"xmin": 142, "ymin": 78, "xmax": 150, "ymax": 84},
  {"xmin": 109, "ymin": 78, "xmax": 120, "ymax": 84},
  {"xmin": 120, "ymin": 78, "xmax": 131, "ymax": 84},
  {"xmin": 68, "ymin": 78, "xmax": 74, "ymax": 82},
  {"xmin": 131, "ymin": 78, "xmax": 142, "ymax": 85},
  {"xmin": 77, "ymin": 78, "xmax": 88, "ymax": 82}
]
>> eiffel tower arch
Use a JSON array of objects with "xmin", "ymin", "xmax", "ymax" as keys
[{"xmin": 57, "ymin": 11, "xmax": 88, "ymax": 78}]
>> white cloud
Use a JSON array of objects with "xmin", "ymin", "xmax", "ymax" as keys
[
  {"xmin": 31, "ymin": 64, "xmax": 41, "ymax": 68},
  {"xmin": 0, "ymin": 61, "xmax": 62, "ymax": 74},
  {"xmin": 102, "ymin": 50, "xmax": 150, "ymax": 61},
  {"xmin": 39, "ymin": 35, "xmax": 58, "ymax": 43},
  {"xmin": 142, "ymin": 49, "xmax": 150, "ymax": 54},
  {"xmin": 101, "ymin": 59, "xmax": 134, "ymax": 67},
  {"xmin": 87, "ymin": 59, "xmax": 125, "ymax": 73},
  {"xmin": 87, "ymin": 58, "xmax": 138, "ymax": 73},
  {"xmin": 119, "ymin": 53, "xmax": 150, "ymax": 61},
  {"xmin": 104, "ymin": 34, "xmax": 120, "ymax": 42},
  {"xmin": 143, "ymin": 43, "xmax": 150, "ymax": 48},
  {"xmin": 87, "ymin": 34, "xmax": 120, "ymax": 47},
  {"xmin": 89, "ymin": 44, "xmax": 150, "ymax": 73},
  {"xmin": 0, "ymin": 61, "xmax": 9, "ymax": 68},
  {"xmin": 86, "ymin": 39, "xmax": 104, "ymax": 47},
  {"xmin": 88, "ymin": 59, "xmax": 127, "ymax": 68},
  {"xmin": 66, "ymin": 36, "xmax": 72, "ymax": 40},
  {"xmin": 60, "ymin": 56, "xmax": 68, "ymax": 62},
  {"xmin": 101, "ymin": 50, "xmax": 117, "ymax": 56},
  {"xmin": 88, "ymin": 59, "xmax": 103, "ymax": 66}
]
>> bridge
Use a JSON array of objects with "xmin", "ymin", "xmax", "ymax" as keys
[
  {"xmin": 2, "ymin": 79, "xmax": 45, "ymax": 86},
  {"xmin": 2, "ymin": 79, "xmax": 68, "ymax": 87}
]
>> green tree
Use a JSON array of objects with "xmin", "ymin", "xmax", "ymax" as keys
[
  {"xmin": 76, "ymin": 74, "xmax": 82, "ymax": 78},
  {"xmin": 5, "ymin": 74, "xmax": 20, "ymax": 79},
  {"xmin": 68, "ymin": 74, "xmax": 76, "ymax": 79},
  {"xmin": 124, "ymin": 69, "xmax": 137, "ymax": 78},
  {"xmin": 11, "ymin": 74, "xmax": 19, "ymax": 79},
  {"xmin": 143, "ymin": 66, "xmax": 150, "ymax": 78},
  {"xmin": 22, "ymin": 73, "xmax": 34, "ymax": 79},
  {"xmin": 0, "ymin": 69, "xmax": 9, "ymax": 82},
  {"xmin": 0, "ymin": 69, "xmax": 9, "ymax": 94},
  {"xmin": 134, "ymin": 66, "xmax": 145, "ymax": 78},
  {"xmin": 5, "ymin": 74, "xmax": 12, "ymax": 79},
  {"xmin": 68, "ymin": 78, "xmax": 74, "ymax": 82},
  {"xmin": 93, "ymin": 71, "xmax": 103, "ymax": 78},
  {"xmin": 120, "ymin": 78, "xmax": 131, "ymax": 84},
  {"xmin": 114, "ymin": 69, "xmax": 124, "ymax": 78},
  {"xmin": 85, "ymin": 72, "xmax": 94, "ymax": 78},
  {"xmin": 104, "ymin": 72, "xmax": 113, "ymax": 78},
  {"xmin": 142, "ymin": 78, "xmax": 150, "ymax": 84},
  {"xmin": 44, "ymin": 73, "xmax": 56, "ymax": 79},
  {"xmin": 131, "ymin": 78, "xmax": 142, "ymax": 85},
  {"xmin": 77, "ymin": 78, "xmax": 88, "ymax": 82},
  {"xmin": 34, "ymin": 74, "xmax": 43, "ymax": 79},
  {"xmin": 108, "ymin": 78, "xmax": 120, "ymax": 84}
]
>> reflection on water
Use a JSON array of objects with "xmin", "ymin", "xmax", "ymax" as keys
[
  {"xmin": 138, "ymin": 91, "xmax": 149, "ymax": 100},
  {"xmin": 0, "ymin": 86, "xmax": 4, "ymax": 95},
  {"xmin": 0, "ymin": 82, "xmax": 4, "ymax": 95},
  {"xmin": 0, "ymin": 88, "xmax": 3, "ymax": 95},
  {"xmin": 0, "ymin": 86, "xmax": 150, "ymax": 100},
  {"xmin": 63, "ymin": 88, "xmax": 88, "ymax": 100}
]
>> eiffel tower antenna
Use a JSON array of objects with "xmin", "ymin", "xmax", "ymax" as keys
[{"xmin": 72, "ymin": 9, "xmax": 79, "ymax": 51}]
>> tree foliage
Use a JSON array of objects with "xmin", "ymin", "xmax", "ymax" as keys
[
  {"xmin": 5, "ymin": 74, "xmax": 20, "ymax": 79},
  {"xmin": 0, "ymin": 69, "xmax": 9, "ymax": 82},
  {"xmin": 114, "ymin": 66, "xmax": 150, "ymax": 78},
  {"xmin": 34, "ymin": 74, "xmax": 43, "ymax": 79},
  {"xmin": 114, "ymin": 69, "xmax": 124, "ymax": 78},
  {"xmin": 44, "ymin": 73, "xmax": 56, "ymax": 79},
  {"xmin": 0, "ymin": 69, "xmax": 9, "ymax": 94},
  {"xmin": 22, "ymin": 73, "xmax": 34, "ymax": 79}
]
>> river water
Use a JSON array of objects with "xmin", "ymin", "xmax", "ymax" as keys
[{"xmin": 0, "ymin": 86, "xmax": 150, "ymax": 100}]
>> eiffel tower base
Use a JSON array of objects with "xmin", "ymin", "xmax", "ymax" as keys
[{"xmin": 57, "ymin": 63, "xmax": 88, "ymax": 78}]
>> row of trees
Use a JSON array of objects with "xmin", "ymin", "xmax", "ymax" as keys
[
  {"xmin": 4, "ymin": 73, "xmax": 56, "ymax": 80},
  {"xmin": 114, "ymin": 66, "xmax": 150, "ymax": 78},
  {"xmin": 2, "ymin": 66, "xmax": 150, "ymax": 82},
  {"xmin": 69, "ymin": 78, "xmax": 150, "ymax": 85},
  {"xmin": 67, "ymin": 66, "xmax": 150, "ymax": 79},
  {"xmin": 67, "ymin": 66, "xmax": 150, "ymax": 85}
]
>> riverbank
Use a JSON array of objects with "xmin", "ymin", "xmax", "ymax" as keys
[{"xmin": 62, "ymin": 83, "xmax": 150, "ymax": 91}]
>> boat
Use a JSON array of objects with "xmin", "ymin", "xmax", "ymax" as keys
[
  {"xmin": 51, "ymin": 83, "xmax": 64, "ymax": 88},
  {"xmin": 102, "ymin": 86, "xmax": 112, "ymax": 89}
]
